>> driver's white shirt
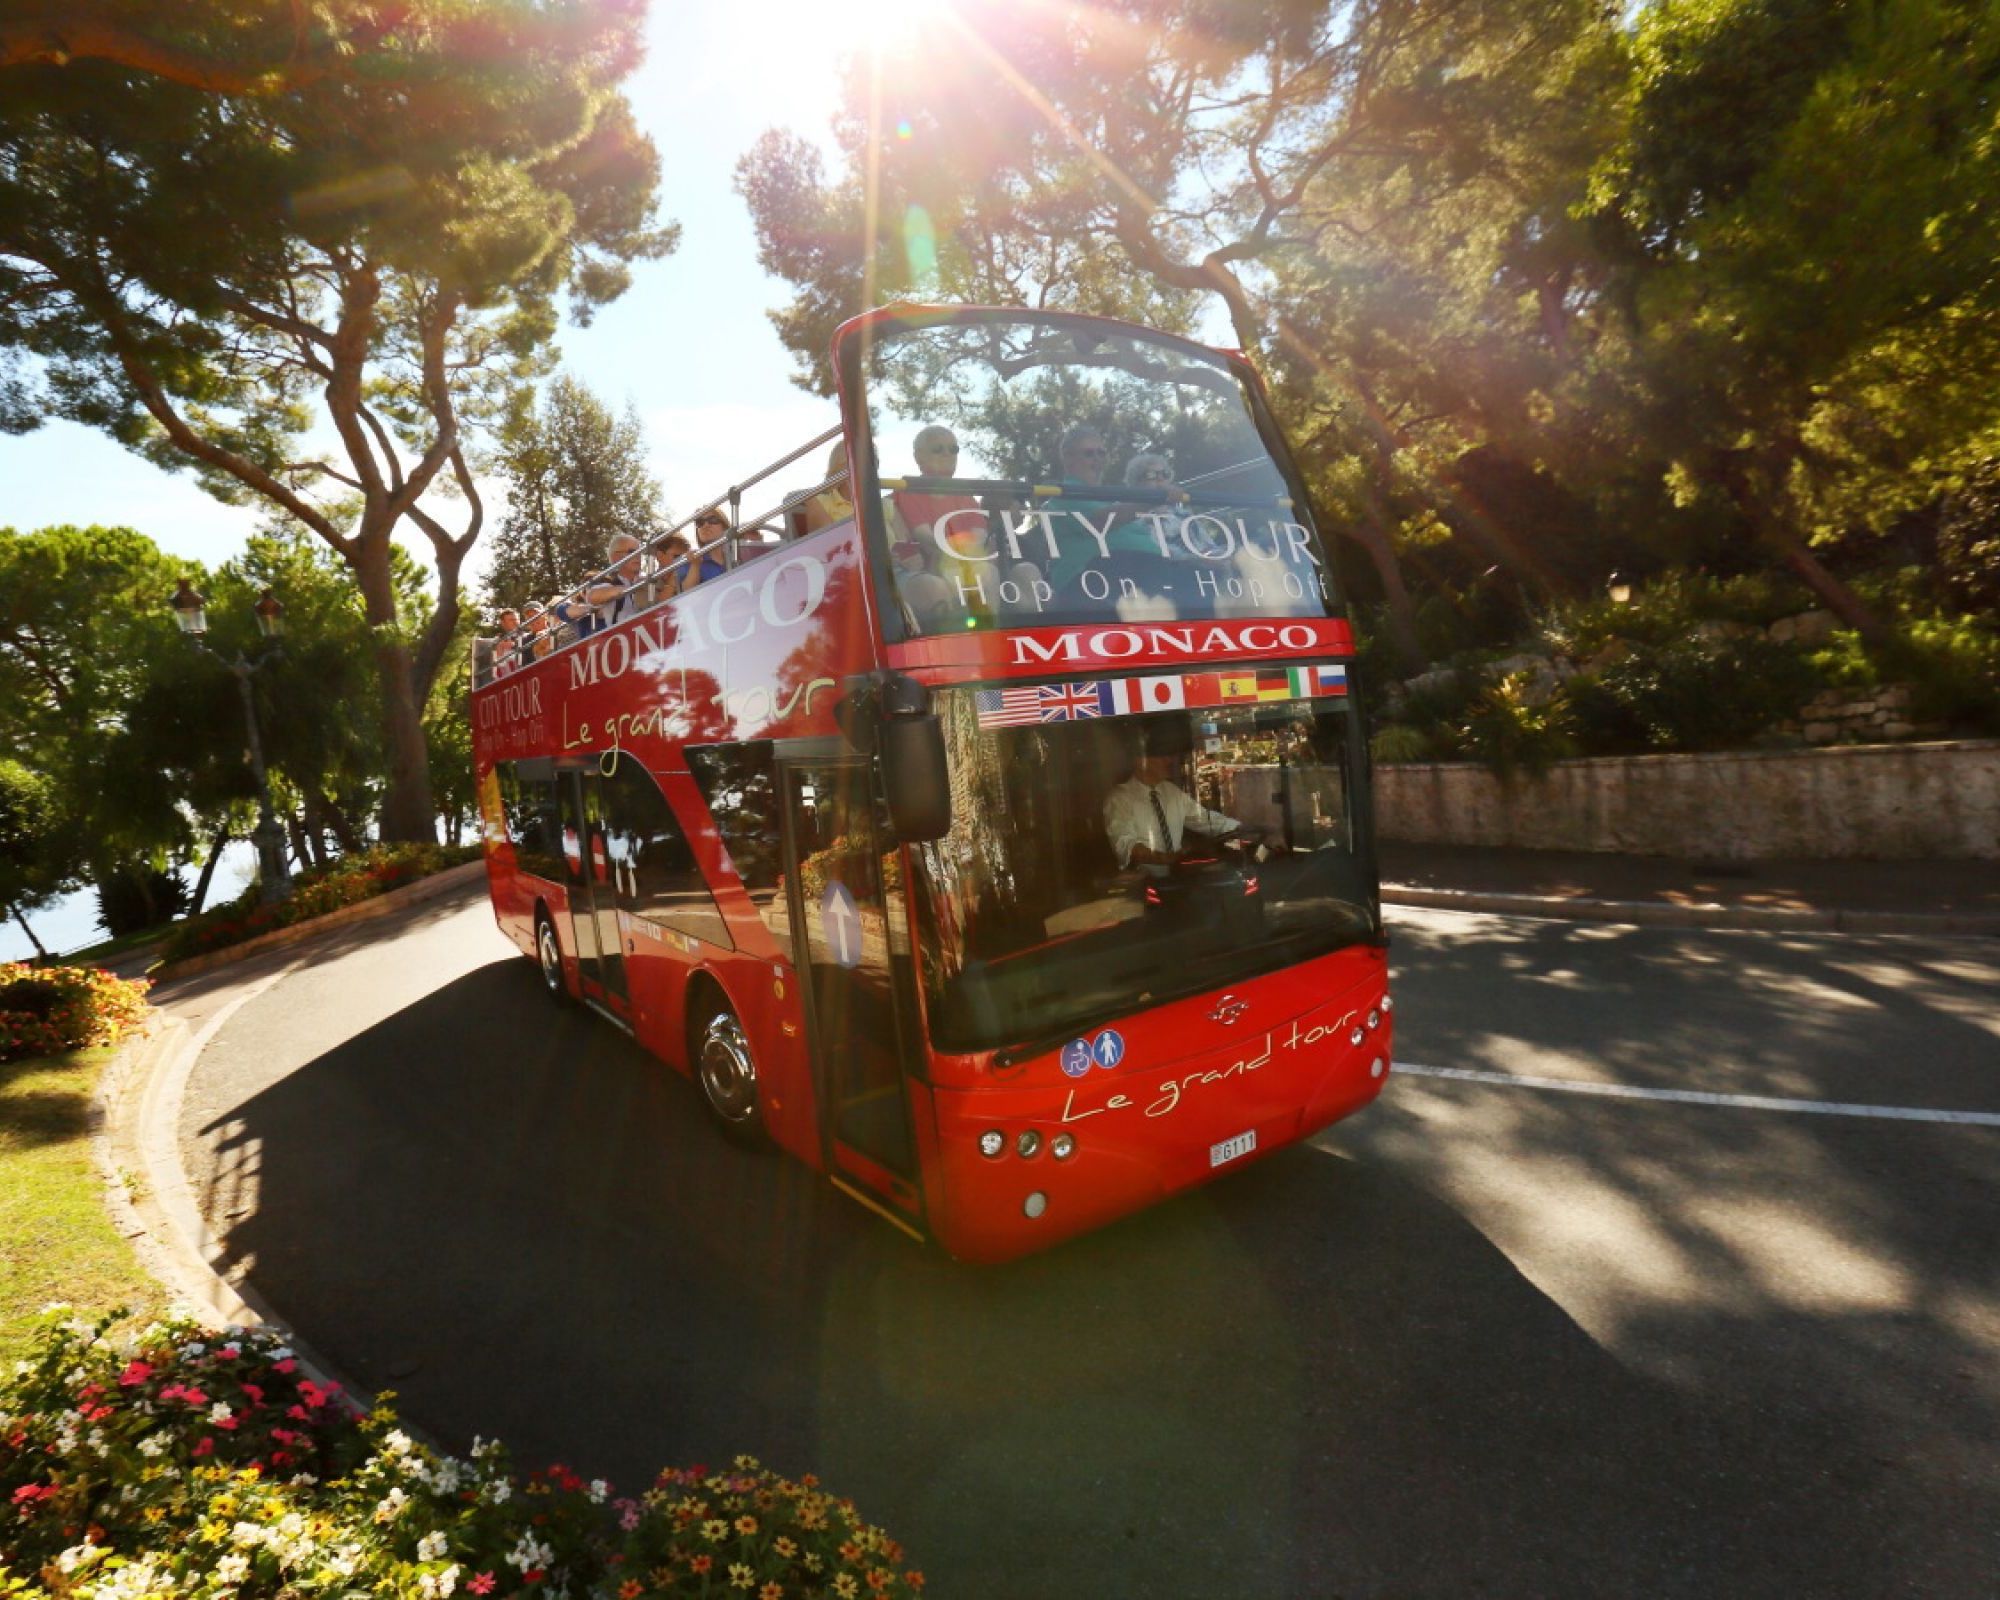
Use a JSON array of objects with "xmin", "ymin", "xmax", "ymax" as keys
[{"xmin": 1103, "ymin": 778, "xmax": 1240, "ymax": 875}]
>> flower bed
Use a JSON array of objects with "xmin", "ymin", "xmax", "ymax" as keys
[
  {"xmin": 1, "ymin": 1313, "xmax": 924, "ymax": 1598},
  {"xmin": 0, "ymin": 967, "xmax": 151, "ymax": 1065},
  {"xmin": 158, "ymin": 845, "xmax": 484, "ymax": 964}
]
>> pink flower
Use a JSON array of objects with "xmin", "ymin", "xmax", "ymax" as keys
[
  {"xmin": 468, "ymin": 1575, "xmax": 496, "ymax": 1595},
  {"xmin": 287, "ymin": 1405, "xmax": 309, "ymax": 1421},
  {"xmin": 192, "ymin": 1437, "xmax": 214, "ymax": 1457},
  {"xmin": 271, "ymin": 1359, "xmax": 296, "ymax": 1375},
  {"xmin": 118, "ymin": 1361, "xmax": 153, "ymax": 1388},
  {"xmin": 179, "ymin": 1387, "xmax": 208, "ymax": 1407},
  {"xmin": 240, "ymin": 1384, "xmax": 264, "ymax": 1404}
]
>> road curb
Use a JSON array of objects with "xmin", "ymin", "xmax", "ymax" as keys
[
  {"xmin": 150, "ymin": 859, "xmax": 487, "ymax": 984},
  {"xmin": 95, "ymin": 991, "xmax": 369, "ymax": 1406},
  {"xmin": 1381, "ymin": 884, "xmax": 2000, "ymax": 936}
]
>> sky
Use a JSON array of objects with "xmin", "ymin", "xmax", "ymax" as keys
[
  {"xmin": 0, "ymin": 0, "xmax": 887, "ymax": 589},
  {"xmin": 0, "ymin": 1, "xmax": 927, "ymax": 959}
]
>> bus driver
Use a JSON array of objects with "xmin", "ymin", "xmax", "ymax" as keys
[{"xmin": 1104, "ymin": 721, "xmax": 1284, "ymax": 877}]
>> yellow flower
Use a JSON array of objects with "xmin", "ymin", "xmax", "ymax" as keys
[
  {"xmin": 833, "ymin": 1576, "xmax": 859, "ymax": 1599},
  {"xmin": 735, "ymin": 1515, "xmax": 758, "ymax": 1536},
  {"xmin": 760, "ymin": 1584, "xmax": 784, "ymax": 1600},
  {"xmin": 143, "ymin": 1506, "xmax": 166, "ymax": 1524},
  {"xmin": 773, "ymin": 1537, "xmax": 797, "ymax": 1559},
  {"xmin": 728, "ymin": 1562, "xmax": 755, "ymax": 1590},
  {"xmin": 703, "ymin": 1519, "xmax": 728, "ymax": 1543},
  {"xmin": 212, "ymin": 1496, "xmax": 237, "ymax": 1517}
]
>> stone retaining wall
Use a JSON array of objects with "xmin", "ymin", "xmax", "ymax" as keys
[{"xmin": 1373, "ymin": 740, "xmax": 2000, "ymax": 861}]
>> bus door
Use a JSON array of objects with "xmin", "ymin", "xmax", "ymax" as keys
[
  {"xmin": 558, "ymin": 767, "xmax": 629, "ymax": 1015},
  {"xmin": 781, "ymin": 756, "xmax": 924, "ymax": 1230}
]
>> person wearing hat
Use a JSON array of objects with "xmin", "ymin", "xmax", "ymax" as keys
[{"xmin": 1103, "ymin": 719, "xmax": 1279, "ymax": 877}]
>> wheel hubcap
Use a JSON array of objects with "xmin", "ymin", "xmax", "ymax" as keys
[
  {"xmin": 538, "ymin": 923, "xmax": 562, "ymax": 991},
  {"xmin": 699, "ymin": 1012, "xmax": 758, "ymax": 1124}
]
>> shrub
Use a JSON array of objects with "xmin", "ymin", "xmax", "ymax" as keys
[
  {"xmin": 93, "ymin": 868, "xmax": 188, "ymax": 940},
  {"xmin": 1369, "ymin": 724, "xmax": 1438, "ymax": 765},
  {"xmin": 0, "ymin": 1311, "xmax": 924, "ymax": 1598},
  {"xmin": 0, "ymin": 965, "xmax": 150, "ymax": 1064},
  {"xmin": 1566, "ymin": 635, "xmax": 1822, "ymax": 753},
  {"xmin": 1455, "ymin": 674, "xmax": 1578, "ymax": 776},
  {"xmin": 158, "ymin": 844, "xmax": 484, "ymax": 964}
]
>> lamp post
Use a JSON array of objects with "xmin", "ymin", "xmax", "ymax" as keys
[{"xmin": 171, "ymin": 579, "xmax": 292, "ymax": 904}]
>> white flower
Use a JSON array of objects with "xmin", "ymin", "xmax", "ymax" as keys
[
  {"xmin": 231, "ymin": 1520, "xmax": 265, "ymax": 1548},
  {"xmin": 56, "ymin": 1543, "xmax": 106, "ymax": 1574},
  {"xmin": 485, "ymin": 1479, "xmax": 512, "ymax": 1505},
  {"xmin": 138, "ymin": 1434, "xmax": 167, "ymax": 1458},
  {"xmin": 276, "ymin": 1513, "xmax": 306, "ymax": 1540},
  {"xmin": 418, "ymin": 1566, "xmax": 460, "ymax": 1598},
  {"xmin": 213, "ymin": 1552, "xmax": 249, "ymax": 1584},
  {"xmin": 506, "ymin": 1534, "xmax": 553, "ymax": 1572},
  {"xmin": 270, "ymin": 1345, "xmax": 293, "ymax": 1360},
  {"xmin": 209, "ymin": 1402, "xmax": 235, "ymax": 1425},
  {"xmin": 373, "ymin": 1486, "xmax": 409, "ymax": 1523},
  {"xmin": 383, "ymin": 1428, "xmax": 415, "ymax": 1457},
  {"xmin": 185, "ymin": 1342, "xmax": 206, "ymax": 1357},
  {"xmin": 588, "ymin": 1478, "xmax": 608, "ymax": 1504},
  {"xmin": 417, "ymin": 1530, "xmax": 448, "ymax": 1562}
]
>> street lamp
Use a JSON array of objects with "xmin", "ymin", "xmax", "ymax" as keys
[
  {"xmin": 1606, "ymin": 572, "xmax": 1633, "ymax": 606},
  {"xmin": 170, "ymin": 580, "xmax": 292, "ymax": 904}
]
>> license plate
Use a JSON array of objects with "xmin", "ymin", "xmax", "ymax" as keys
[{"xmin": 1210, "ymin": 1129, "xmax": 1257, "ymax": 1168}]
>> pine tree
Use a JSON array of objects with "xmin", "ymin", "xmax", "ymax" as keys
[{"xmin": 482, "ymin": 377, "xmax": 667, "ymax": 613}]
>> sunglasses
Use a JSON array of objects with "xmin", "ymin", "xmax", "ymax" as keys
[{"xmin": 695, "ymin": 517, "xmax": 726, "ymax": 529}]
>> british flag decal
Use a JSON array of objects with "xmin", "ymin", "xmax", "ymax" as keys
[{"xmin": 974, "ymin": 681, "xmax": 1118, "ymax": 726}]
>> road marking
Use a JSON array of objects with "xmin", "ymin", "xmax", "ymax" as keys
[{"xmin": 1392, "ymin": 1062, "xmax": 2000, "ymax": 1127}]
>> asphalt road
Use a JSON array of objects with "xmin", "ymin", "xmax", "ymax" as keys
[{"xmin": 168, "ymin": 885, "xmax": 2000, "ymax": 1598}]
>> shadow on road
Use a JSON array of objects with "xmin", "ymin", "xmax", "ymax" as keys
[{"xmin": 190, "ymin": 949, "xmax": 1989, "ymax": 1598}]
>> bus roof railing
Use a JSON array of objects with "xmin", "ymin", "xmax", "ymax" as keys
[{"xmin": 473, "ymin": 421, "xmax": 844, "ymax": 687}]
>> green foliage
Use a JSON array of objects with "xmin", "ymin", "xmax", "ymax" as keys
[
  {"xmin": 158, "ymin": 844, "xmax": 482, "ymax": 963},
  {"xmin": 91, "ymin": 866, "xmax": 188, "ymax": 940},
  {"xmin": 1369, "ymin": 724, "xmax": 1439, "ymax": 765},
  {"xmin": 1810, "ymin": 616, "xmax": 2000, "ymax": 733},
  {"xmin": 0, "ymin": 1312, "xmax": 926, "ymax": 1598},
  {"xmin": 0, "ymin": 760, "xmax": 72, "ymax": 930},
  {"xmin": 2, "ymin": 2, "xmax": 677, "ymax": 835},
  {"xmin": 1456, "ymin": 675, "xmax": 1579, "ymax": 777},
  {"xmin": 1566, "ymin": 635, "xmax": 1822, "ymax": 753},
  {"xmin": 0, "ymin": 963, "xmax": 150, "ymax": 1064},
  {"xmin": 482, "ymin": 375, "xmax": 668, "ymax": 613}
]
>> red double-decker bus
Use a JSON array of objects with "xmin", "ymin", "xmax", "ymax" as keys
[{"xmin": 470, "ymin": 305, "xmax": 1393, "ymax": 1262}]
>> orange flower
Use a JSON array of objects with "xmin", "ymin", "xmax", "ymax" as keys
[{"xmin": 619, "ymin": 1582, "xmax": 645, "ymax": 1599}]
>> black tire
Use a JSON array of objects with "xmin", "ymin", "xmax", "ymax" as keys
[
  {"xmin": 534, "ymin": 909, "xmax": 568, "ymax": 1002},
  {"xmin": 693, "ymin": 1000, "xmax": 767, "ymax": 1144}
]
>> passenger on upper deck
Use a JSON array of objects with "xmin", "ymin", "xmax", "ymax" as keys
[
  {"xmin": 522, "ymin": 606, "xmax": 554, "ymax": 661},
  {"xmin": 663, "ymin": 514, "xmax": 730, "ymax": 595},
  {"xmin": 887, "ymin": 426, "xmax": 982, "ymax": 544},
  {"xmin": 1045, "ymin": 427, "xmax": 1170, "ymax": 593},
  {"xmin": 491, "ymin": 608, "xmax": 522, "ymax": 678},
  {"xmin": 803, "ymin": 442, "xmax": 855, "ymax": 533},
  {"xmin": 560, "ymin": 532, "xmax": 657, "ymax": 638}
]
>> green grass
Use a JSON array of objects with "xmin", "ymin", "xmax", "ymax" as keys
[
  {"xmin": 0, "ymin": 1047, "xmax": 166, "ymax": 1364},
  {"xmin": 57, "ymin": 925, "xmax": 172, "ymax": 965}
]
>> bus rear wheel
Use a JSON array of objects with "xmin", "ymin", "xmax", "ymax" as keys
[
  {"xmin": 535, "ymin": 910, "xmax": 567, "ymax": 1001},
  {"xmin": 695, "ymin": 1004, "xmax": 766, "ymax": 1143}
]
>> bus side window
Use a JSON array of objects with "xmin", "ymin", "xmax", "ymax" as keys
[
  {"xmin": 604, "ymin": 759, "xmax": 735, "ymax": 951},
  {"xmin": 685, "ymin": 741, "xmax": 790, "ymax": 961},
  {"xmin": 498, "ymin": 759, "xmax": 564, "ymax": 881}
]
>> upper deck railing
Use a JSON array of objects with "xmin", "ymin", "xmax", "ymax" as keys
[{"xmin": 473, "ymin": 422, "xmax": 847, "ymax": 689}]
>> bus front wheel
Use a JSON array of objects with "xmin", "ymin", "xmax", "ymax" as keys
[
  {"xmin": 535, "ymin": 910, "xmax": 567, "ymax": 1001},
  {"xmin": 695, "ymin": 1004, "xmax": 766, "ymax": 1144}
]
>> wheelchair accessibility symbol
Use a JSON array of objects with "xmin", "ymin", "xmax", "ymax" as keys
[{"xmin": 1060, "ymin": 1038, "xmax": 1093, "ymax": 1078}]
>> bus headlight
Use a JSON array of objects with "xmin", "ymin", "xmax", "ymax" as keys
[
  {"xmin": 1016, "ymin": 1129, "xmax": 1043, "ymax": 1159},
  {"xmin": 1051, "ymin": 1132, "xmax": 1076, "ymax": 1160},
  {"xmin": 1349, "ymin": 1027, "xmax": 1365, "ymax": 1047},
  {"xmin": 978, "ymin": 1130, "xmax": 1005, "ymax": 1159}
]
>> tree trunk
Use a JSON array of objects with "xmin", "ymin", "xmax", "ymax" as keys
[
  {"xmin": 286, "ymin": 812, "xmax": 316, "ymax": 870},
  {"xmin": 1343, "ymin": 518, "xmax": 1426, "ymax": 674},
  {"xmin": 189, "ymin": 821, "xmax": 231, "ymax": 915},
  {"xmin": 1721, "ymin": 455, "xmax": 1889, "ymax": 642},
  {"xmin": 351, "ymin": 531, "xmax": 439, "ymax": 842},
  {"xmin": 307, "ymin": 790, "xmax": 363, "ymax": 855},
  {"xmin": 11, "ymin": 906, "xmax": 49, "ymax": 960}
]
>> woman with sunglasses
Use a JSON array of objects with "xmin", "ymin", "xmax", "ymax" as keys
[{"xmin": 662, "ymin": 512, "xmax": 731, "ymax": 596}]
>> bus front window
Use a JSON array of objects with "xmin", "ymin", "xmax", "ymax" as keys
[
  {"xmin": 857, "ymin": 311, "xmax": 1339, "ymax": 635},
  {"xmin": 909, "ymin": 687, "xmax": 1376, "ymax": 1056}
]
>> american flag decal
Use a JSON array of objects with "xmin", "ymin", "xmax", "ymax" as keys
[{"xmin": 975, "ymin": 681, "xmax": 1115, "ymax": 726}]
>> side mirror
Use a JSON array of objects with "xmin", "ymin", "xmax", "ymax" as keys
[{"xmin": 881, "ymin": 712, "xmax": 950, "ymax": 841}]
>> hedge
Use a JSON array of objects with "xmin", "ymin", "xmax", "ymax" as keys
[
  {"xmin": 158, "ymin": 845, "xmax": 484, "ymax": 964},
  {"xmin": 0, "ymin": 967, "xmax": 151, "ymax": 1066},
  {"xmin": 0, "ymin": 1312, "xmax": 924, "ymax": 1599}
]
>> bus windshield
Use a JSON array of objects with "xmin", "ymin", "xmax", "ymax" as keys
[
  {"xmin": 909, "ymin": 684, "xmax": 1376, "ymax": 1055},
  {"xmin": 859, "ymin": 311, "xmax": 1338, "ymax": 636}
]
